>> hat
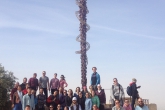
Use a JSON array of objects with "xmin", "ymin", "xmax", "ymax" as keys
[
  {"xmin": 97, "ymin": 84, "xmax": 101, "ymax": 87},
  {"xmin": 72, "ymin": 97, "xmax": 77, "ymax": 101},
  {"xmin": 132, "ymin": 78, "xmax": 137, "ymax": 82}
]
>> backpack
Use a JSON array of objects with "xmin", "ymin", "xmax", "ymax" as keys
[{"xmin": 127, "ymin": 85, "xmax": 132, "ymax": 96}]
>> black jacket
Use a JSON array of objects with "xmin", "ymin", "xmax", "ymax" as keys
[
  {"xmin": 65, "ymin": 95, "xmax": 73, "ymax": 106},
  {"xmin": 77, "ymin": 96, "xmax": 85, "ymax": 110}
]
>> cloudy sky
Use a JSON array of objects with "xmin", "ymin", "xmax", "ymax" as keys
[{"xmin": 0, "ymin": 0, "xmax": 165, "ymax": 109}]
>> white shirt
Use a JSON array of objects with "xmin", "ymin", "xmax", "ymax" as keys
[{"xmin": 17, "ymin": 90, "xmax": 23, "ymax": 103}]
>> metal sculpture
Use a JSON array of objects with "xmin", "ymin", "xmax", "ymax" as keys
[{"xmin": 75, "ymin": 0, "xmax": 90, "ymax": 87}]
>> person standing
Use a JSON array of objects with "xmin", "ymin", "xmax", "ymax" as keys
[
  {"xmin": 47, "ymin": 90, "xmax": 60, "ymax": 110},
  {"xmin": 37, "ymin": 88, "xmax": 46, "ymax": 110},
  {"xmin": 60, "ymin": 89, "xmax": 67, "ymax": 109},
  {"xmin": 69, "ymin": 97, "xmax": 81, "ymax": 110},
  {"xmin": 130, "ymin": 78, "xmax": 141, "ymax": 110},
  {"xmin": 135, "ymin": 98, "xmax": 149, "ymax": 110},
  {"xmin": 65, "ymin": 89, "xmax": 73, "ymax": 107},
  {"xmin": 39, "ymin": 71, "xmax": 49, "ymax": 99},
  {"xmin": 112, "ymin": 99, "xmax": 125, "ymax": 110},
  {"xmin": 91, "ymin": 90, "xmax": 100, "ymax": 108},
  {"xmin": 110, "ymin": 78, "xmax": 125, "ymax": 106},
  {"xmin": 95, "ymin": 84, "xmax": 106, "ymax": 110},
  {"xmin": 21, "ymin": 77, "xmax": 27, "ymax": 90},
  {"xmin": 22, "ymin": 87, "xmax": 35, "ymax": 110},
  {"xmin": 28, "ymin": 73, "xmax": 39, "ymax": 91},
  {"xmin": 50, "ymin": 73, "xmax": 60, "ymax": 94},
  {"xmin": 90, "ymin": 67, "xmax": 100, "ymax": 90},
  {"xmin": 81, "ymin": 86, "xmax": 89, "ymax": 98},
  {"xmin": 73, "ymin": 87, "xmax": 80, "ymax": 99},
  {"xmin": 23, "ymin": 84, "xmax": 30, "ymax": 95},
  {"xmin": 77, "ymin": 92, "xmax": 85, "ymax": 110},
  {"xmin": 59, "ymin": 75, "xmax": 68, "ymax": 91},
  {"xmin": 11, "ymin": 82, "xmax": 19, "ymax": 102},
  {"xmin": 12, "ymin": 85, "xmax": 23, "ymax": 110},
  {"xmin": 85, "ymin": 92, "xmax": 92, "ymax": 110},
  {"xmin": 31, "ymin": 90, "xmax": 37, "ymax": 109}
]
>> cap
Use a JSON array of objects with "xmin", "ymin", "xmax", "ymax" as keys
[
  {"xmin": 72, "ymin": 97, "xmax": 77, "ymax": 101},
  {"xmin": 97, "ymin": 84, "xmax": 101, "ymax": 87}
]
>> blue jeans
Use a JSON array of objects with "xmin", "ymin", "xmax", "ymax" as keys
[{"xmin": 13, "ymin": 102, "xmax": 22, "ymax": 110}]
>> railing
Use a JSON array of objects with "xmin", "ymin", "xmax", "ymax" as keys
[{"xmin": 104, "ymin": 88, "xmax": 149, "ymax": 105}]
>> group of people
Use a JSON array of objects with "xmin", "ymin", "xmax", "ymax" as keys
[{"xmin": 10, "ymin": 67, "xmax": 149, "ymax": 110}]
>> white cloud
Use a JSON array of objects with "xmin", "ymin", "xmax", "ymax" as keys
[{"xmin": 91, "ymin": 24, "xmax": 165, "ymax": 40}]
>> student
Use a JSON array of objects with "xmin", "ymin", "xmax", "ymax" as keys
[
  {"xmin": 25, "ymin": 105, "xmax": 30, "ymax": 110},
  {"xmin": 31, "ymin": 90, "xmax": 37, "ymax": 109},
  {"xmin": 135, "ymin": 98, "xmax": 149, "ymax": 110},
  {"xmin": 23, "ymin": 84, "xmax": 30, "ymax": 95},
  {"xmin": 130, "ymin": 78, "xmax": 141, "ymax": 110},
  {"xmin": 91, "ymin": 90, "xmax": 100, "ymax": 108},
  {"xmin": 12, "ymin": 85, "xmax": 23, "ymax": 110},
  {"xmin": 50, "ymin": 73, "xmax": 60, "ymax": 94},
  {"xmin": 73, "ymin": 87, "xmax": 81, "ymax": 98},
  {"xmin": 28, "ymin": 73, "xmax": 39, "ymax": 91},
  {"xmin": 65, "ymin": 89, "xmax": 73, "ymax": 107},
  {"xmin": 64, "ymin": 106, "xmax": 69, "ymax": 110},
  {"xmin": 39, "ymin": 71, "xmax": 49, "ymax": 99},
  {"xmin": 49, "ymin": 104, "xmax": 54, "ymax": 110},
  {"xmin": 37, "ymin": 88, "xmax": 46, "ymax": 110},
  {"xmin": 112, "ymin": 99, "xmax": 125, "ymax": 110},
  {"xmin": 85, "ymin": 92, "xmax": 92, "ymax": 110},
  {"xmin": 22, "ymin": 87, "xmax": 35, "ymax": 110},
  {"xmin": 92, "ymin": 104, "xmax": 99, "ymax": 110},
  {"xmin": 81, "ymin": 86, "xmax": 89, "ymax": 98},
  {"xmin": 47, "ymin": 90, "xmax": 60, "ymax": 110},
  {"xmin": 21, "ymin": 77, "xmax": 27, "ymax": 90},
  {"xmin": 57, "ymin": 104, "xmax": 62, "ymax": 110},
  {"xmin": 90, "ymin": 67, "xmax": 100, "ymax": 91},
  {"xmin": 11, "ymin": 82, "xmax": 19, "ymax": 102},
  {"xmin": 95, "ymin": 84, "xmax": 106, "ymax": 110},
  {"xmin": 69, "ymin": 97, "xmax": 81, "ymax": 110},
  {"xmin": 110, "ymin": 78, "xmax": 125, "ymax": 106},
  {"xmin": 77, "ymin": 91, "xmax": 85, "ymax": 110},
  {"xmin": 123, "ymin": 99, "xmax": 132, "ymax": 110},
  {"xmin": 59, "ymin": 75, "xmax": 68, "ymax": 90},
  {"xmin": 59, "ymin": 88, "xmax": 67, "ymax": 110}
]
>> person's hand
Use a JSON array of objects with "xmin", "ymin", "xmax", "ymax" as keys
[
  {"xmin": 137, "ymin": 86, "xmax": 141, "ymax": 88},
  {"xmin": 12, "ymin": 104, "xmax": 14, "ymax": 108},
  {"xmin": 47, "ymin": 88, "xmax": 50, "ymax": 91},
  {"xmin": 114, "ymin": 98, "xmax": 116, "ymax": 101}
]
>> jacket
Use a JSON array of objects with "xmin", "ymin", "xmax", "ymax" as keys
[
  {"xmin": 91, "ymin": 95, "xmax": 100, "ymax": 108},
  {"xmin": 77, "ymin": 96, "xmax": 85, "ymax": 110},
  {"xmin": 130, "ymin": 82, "xmax": 138, "ymax": 97},
  {"xmin": 65, "ymin": 95, "xmax": 73, "ymax": 106},
  {"xmin": 22, "ymin": 94, "xmax": 35, "ymax": 110},
  {"xmin": 90, "ymin": 72, "xmax": 100, "ymax": 85},
  {"xmin": 85, "ymin": 98, "xmax": 92, "ymax": 110},
  {"xmin": 95, "ymin": 89, "xmax": 106, "ymax": 104},
  {"xmin": 110, "ymin": 83, "xmax": 125, "ymax": 104}
]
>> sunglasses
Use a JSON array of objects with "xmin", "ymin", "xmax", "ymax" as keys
[
  {"xmin": 115, "ymin": 102, "xmax": 119, "ymax": 104},
  {"xmin": 113, "ymin": 81, "xmax": 116, "ymax": 82},
  {"xmin": 50, "ymin": 107, "xmax": 53, "ymax": 108},
  {"xmin": 138, "ymin": 101, "xmax": 143, "ymax": 102}
]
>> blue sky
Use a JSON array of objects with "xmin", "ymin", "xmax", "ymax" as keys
[{"xmin": 0, "ymin": 0, "xmax": 165, "ymax": 109}]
